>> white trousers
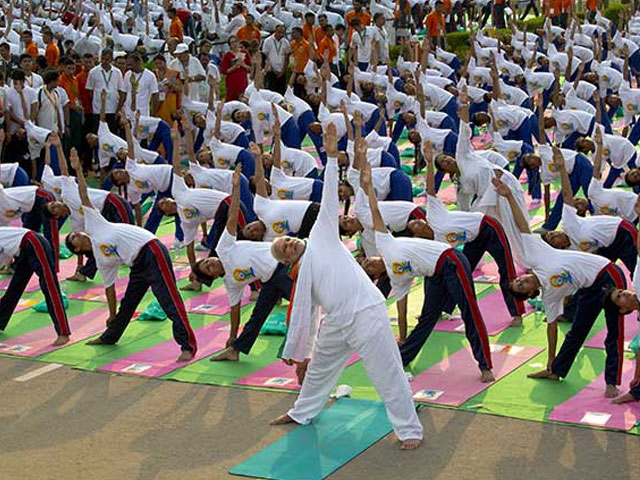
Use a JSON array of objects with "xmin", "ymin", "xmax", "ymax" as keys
[{"xmin": 287, "ymin": 303, "xmax": 424, "ymax": 441}]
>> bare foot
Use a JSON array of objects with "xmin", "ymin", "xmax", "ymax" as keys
[
  {"xmin": 510, "ymin": 316, "xmax": 522, "ymax": 327},
  {"xmin": 249, "ymin": 290, "xmax": 259, "ymax": 301},
  {"xmin": 66, "ymin": 272, "xmax": 87, "ymax": 282},
  {"xmin": 528, "ymin": 369, "xmax": 559, "ymax": 380},
  {"xmin": 210, "ymin": 347, "xmax": 239, "ymax": 362},
  {"xmin": 180, "ymin": 281, "xmax": 202, "ymax": 292},
  {"xmin": 52, "ymin": 335, "xmax": 69, "ymax": 346},
  {"xmin": 399, "ymin": 438, "xmax": 422, "ymax": 450},
  {"xmin": 86, "ymin": 338, "xmax": 110, "ymax": 346},
  {"xmin": 176, "ymin": 350, "xmax": 194, "ymax": 362},
  {"xmin": 612, "ymin": 393, "xmax": 636, "ymax": 404},
  {"xmin": 605, "ymin": 384, "xmax": 620, "ymax": 398},
  {"xmin": 270, "ymin": 414, "xmax": 298, "ymax": 425},
  {"xmin": 481, "ymin": 369, "xmax": 495, "ymax": 383}
]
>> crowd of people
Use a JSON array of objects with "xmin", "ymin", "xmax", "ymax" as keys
[{"xmin": 3, "ymin": 0, "xmax": 640, "ymax": 450}]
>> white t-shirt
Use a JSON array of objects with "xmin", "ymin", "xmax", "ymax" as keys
[
  {"xmin": 602, "ymin": 133, "xmax": 637, "ymax": 168},
  {"xmin": 135, "ymin": 115, "xmax": 162, "ymax": 141},
  {"xmin": 562, "ymin": 203, "xmax": 621, "ymax": 252},
  {"xmin": 168, "ymin": 55, "xmax": 207, "ymax": 101},
  {"xmin": 253, "ymin": 194, "xmax": 311, "ymax": 241},
  {"xmin": 0, "ymin": 185, "xmax": 36, "ymax": 225},
  {"xmin": 476, "ymin": 150, "xmax": 510, "ymax": 169},
  {"xmin": 0, "ymin": 163, "xmax": 19, "ymax": 187},
  {"xmin": 284, "ymin": 86, "xmax": 313, "ymax": 121},
  {"xmin": 492, "ymin": 102, "xmax": 531, "ymax": 134},
  {"xmin": 279, "ymin": 143, "xmax": 317, "ymax": 177},
  {"xmin": 375, "ymin": 231, "xmax": 452, "ymax": 299},
  {"xmin": 0, "ymin": 226, "xmax": 29, "ymax": 269},
  {"xmin": 525, "ymin": 70, "xmax": 555, "ymax": 97},
  {"xmin": 552, "ymin": 109, "xmax": 595, "ymax": 144},
  {"xmin": 189, "ymin": 163, "xmax": 233, "ymax": 192},
  {"xmin": 248, "ymin": 92, "xmax": 293, "ymax": 143},
  {"xmin": 84, "ymin": 206, "xmax": 156, "ymax": 287},
  {"xmin": 124, "ymin": 158, "xmax": 173, "ymax": 205},
  {"xmin": 346, "ymin": 167, "xmax": 394, "ymax": 200},
  {"xmin": 209, "ymin": 137, "xmax": 243, "ymax": 170},
  {"xmin": 538, "ymin": 145, "xmax": 579, "ymax": 185},
  {"xmin": 217, "ymin": 229, "xmax": 278, "ymax": 306},
  {"xmin": 317, "ymin": 104, "xmax": 347, "ymax": 140},
  {"xmin": 350, "ymin": 27, "xmax": 375, "ymax": 63},
  {"xmin": 520, "ymin": 233, "xmax": 609, "ymax": 323},
  {"xmin": 97, "ymin": 121, "xmax": 128, "ymax": 168},
  {"xmin": 121, "ymin": 69, "xmax": 159, "ymax": 118},
  {"xmin": 427, "ymin": 194, "xmax": 485, "ymax": 246},
  {"xmin": 60, "ymin": 176, "xmax": 110, "ymax": 232},
  {"xmin": 86, "ymin": 65, "xmax": 124, "ymax": 114},
  {"xmin": 262, "ymin": 35, "xmax": 291, "ymax": 73},
  {"xmin": 34, "ymin": 86, "xmax": 69, "ymax": 134},
  {"xmin": 423, "ymin": 83, "xmax": 454, "ymax": 112},
  {"xmin": 41, "ymin": 164, "xmax": 63, "ymax": 200},
  {"xmin": 588, "ymin": 177, "xmax": 639, "ymax": 223},
  {"xmin": 269, "ymin": 167, "xmax": 314, "ymax": 200},
  {"xmin": 171, "ymin": 174, "xmax": 230, "ymax": 245},
  {"xmin": 5, "ymin": 86, "xmax": 37, "ymax": 134}
]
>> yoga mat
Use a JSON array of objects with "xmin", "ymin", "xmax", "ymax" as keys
[
  {"xmin": 549, "ymin": 361, "xmax": 640, "ymax": 431},
  {"xmin": 585, "ymin": 314, "xmax": 639, "ymax": 351},
  {"xmin": 234, "ymin": 353, "xmax": 360, "ymax": 391},
  {"xmin": 183, "ymin": 285, "xmax": 252, "ymax": 315},
  {"xmin": 13, "ymin": 297, "xmax": 41, "ymax": 314},
  {"xmin": 229, "ymin": 398, "xmax": 393, "ymax": 480},
  {"xmin": 410, "ymin": 343, "xmax": 543, "ymax": 406},
  {"xmin": 68, "ymin": 264, "xmax": 191, "ymax": 302},
  {"xmin": 98, "ymin": 321, "xmax": 229, "ymax": 378},
  {"xmin": 434, "ymin": 289, "xmax": 534, "ymax": 336},
  {"xmin": 472, "ymin": 260, "xmax": 527, "ymax": 284},
  {"xmin": 0, "ymin": 308, "xmax": 110, "ymax": 358}
]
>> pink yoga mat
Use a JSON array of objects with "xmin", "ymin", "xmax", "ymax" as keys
[
  {"xmin": 584, "ymin": 315, "xmax": 638, "ymax": 351},
  {"xmin": 183, "ymin": 285, "xmax": 252, "ymax": 315},
  {"xmin": 234, "ymin": 353, "xmax": 360, "ymax": 391},
  {"xmin": 434, "ymin": 289, "xmax": 534, "ymax": 336},
  {"xmin": 548, "ymin": 362, "xmax": 640, "ymax": 430},
  {"xmin": 98, "ymin": 321, "xmax": 229, "ymax": 378},
  {"xmin": 13, "ymin": 297, "xmax": 41, "ymax": 314},
  {"xmin": 0, "ymin": 259, "xmax": 76, "ymax": 292},
  {"xmin": 0, "ymin": 308, "xmax": 110, "ymax": 358},
  {"xmin": 69, "ymin": 264, "xmax": 191, "ymax": 303},
  {"xmin": 472, "ymin": 260, "xmax": 527, "ymax": 284},
  {"xmin": 410, "ymin": 344, "xmax": 543, "ymax": 406}
]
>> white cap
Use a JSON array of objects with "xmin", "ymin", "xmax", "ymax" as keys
[{"xmin": 175, "ymin": 43, "xmax": 189, "ymax": 54}]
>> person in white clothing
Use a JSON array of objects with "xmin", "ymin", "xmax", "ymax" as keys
[
  {"xmin": 268, "ymin": 124, "xmax": 423, "ymax": 450},
  {"xmin": 118, "ymin": 53, "xmax": 159, "ymax": 119},
  {"xmin": 262, "ymin": 25, "xmax": 291, "ymax": 95},
  {"xmin": 85, "ymin": 49, "xmax": 124, "ymax": 133},
  {"xmin": 168, "ymin": 43, "xmax": 207, "ymax": 102}
]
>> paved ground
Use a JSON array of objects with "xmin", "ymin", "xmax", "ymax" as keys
[{"xmin": 1, "ymin": 356, "xmax": 639, "ymax": 480}]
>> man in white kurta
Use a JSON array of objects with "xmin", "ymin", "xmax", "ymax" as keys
[{"xmin": 269, "ymin": 126, "xmax": 423, "ymax": 448}]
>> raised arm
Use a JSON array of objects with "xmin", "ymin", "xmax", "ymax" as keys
[
  {"xmin": 250, "ymin": 142, "xmax": 269, "ymax": 198},
  {"xmin": 51, "ymin": 133, "xmax": 69, "ymax": 176},
  {"xmin": 553, "ymin": 146, "xmax": 573, "ymax": 205},
  {"xmin": 315, "ymin": 123, "xmax": 340, "ymax": 233},
  {"xmin": 340, "ymin": 100, "xmax": 354, "ymax": 141},
  {"xmin": 492, "ymin": 177, "xmax": 531, "ymax": 234},
  {"xmin": 171, "ymin": 120, "xmax": 182, "ymax": 172},
  {"xmin": 362, "ymin": 160, "xmax": 386, "ymax": 233},
  {"xmin": 123, "ymin": 118, "xmax": 134, "ymax": 159},
  {"xmin": 593, "ymin": 126, "xmax": 603, "ymax": 180},
  {"xmin": 226, "ymin": 165, "xmax": 242, "ymax": 236},
  {"xmin": 270, "ymin": 103, "xmax": 282, "ymax": 169},
  {"xmin": 537, "ymin": 94, "xmax": 546, "ymax": 144},
  {"xmin": 70, "ymin": 148, "xmax": 93, "ymax": 209},
  {"xmin": 424, "ymin": 140, "xmax": 436, "ymax": 196},
  {"xmin": 214, "ymin": 101, "xmax": 223, "ymax": 140}
]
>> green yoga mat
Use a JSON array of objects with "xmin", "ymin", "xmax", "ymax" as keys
[{"xmin": 229, "ymin": 398, "xmax": 393, "ymax": 480}]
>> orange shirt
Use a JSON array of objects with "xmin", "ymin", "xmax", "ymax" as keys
[
  {"xmin": 562, "ymin": 0, "xmax": 573, "ymax": 12},
  {"xmin": 346, "ymin": 10, "xmax": 371, "ymax": 44},
  {"xmin": 587, "ymin": 0, "xmax": 598, "ymax": 10},
  {"xmin": 317, "ymin": 36, "xmax": 337, "ymax": 63},
  {"xmin": 302, "ymin": 23, "xmax": 314, "ymax": 42},
  {"xmin": 170, "ymin": 17, "xmax": 184, "ymax": 41},
  {"xmin": 543, "ymin": 0, "xmax": 562, "ymax": 17},
  {"xmin": 291, "ymin": 38, "xmax": 311, "ymax": 73},
  {"xmin": 59, "ymin": 72, "xmax": 80, "ymax": 105},
  {"xmin": 25, "ymin": 41, "xmax": 38, "ymax": 58},
  {"xmin": 425, "ymin": 12, "xmax": 445, "ymax": 38},
  {"xmin": 444, "ymin": 0, "xmax": 452, "ymax": 12},
  {"xmin": 45, "ymin": 42, "xmax": 60, "ymax": 67},
  {"xmin": 237, "ymin": 24, "xmax": 261, "ymax": 43},
  {"xmin": 314, "ymin": 26, "xmax": 326, "ymax": 49}
]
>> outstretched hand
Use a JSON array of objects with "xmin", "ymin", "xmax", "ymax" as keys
[
  {"xmin": 324, "ymin": 123, "xmax": 338, "ymax": 157},
  {"xmin": 551, "ymin": 145, "xmax": 565, "ymax": 169},
  {"xmin": 69, "ymin": 148, "xmax": 82, "ymax": 171},
  {"xmin": 232, "ymin": 163, "xmax": 242, "ymax": 188},
  {"xmin": 492, "ymin": 176, "xmax": 511, "ymax": 197}
]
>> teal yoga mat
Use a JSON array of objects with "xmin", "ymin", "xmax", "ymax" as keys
[{"xmin": 229, "ymin": 398, "xmax": 393, "ymax": 480}]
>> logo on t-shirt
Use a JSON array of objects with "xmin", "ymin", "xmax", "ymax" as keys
[
  {"xmin": 445, "ymin": 231, "xmax": 467, "ymax": 244},
  {"xmin": 599, "ymin": 205, "xmax": 619, "ymax": 215},
  {"xmin": 99, "ymin": 243, "xmax": 119, "ymax": 258},
  {"xmin": 281, "ymin": 160, "xmax": 294, "ymax": 172},
  {"xmin": 277, "ymin": 189, "xmax": 294, "ymax": 200},
  {"xmin": 182, "ymin": 207, "xmax": 201, "ymax": 219},
  {"xmin": 391, "ymin": 261, "xmax": 413, "ymax": 275},
  {"xmin": 602, "ymin": 148, "xmax": 611, "ymax": 158},
  {"xmin": 560, "ymin": 121, "xmax": 574, "ymax": 132},
  {"xmin": 233, "ymin": 267, "xmax": 256, "ymax": 282},
  {"xmin": 216, "ymin": 157, "xmax": 231, "ymax": 168},
  {"xmin": 393, "ymin": 100, "xmax": 405, "ymax": 109},
  {"xmin": 507, "ymin": 150, "xmax": 519, "ymax": 161},
  {"xmin": 549, "ymin": 270, "xmax": 574, "ymax": 288},
  {"xmin": 548, "ymin": 163, "xmax": 560, "ymax": 173},
  {"xmin": 496, "ymin": 119, "xmax": 508, "ymax": 129},
  {"xmin": 134, "ymin": 179, "xmax": 150, "ymax": 190},
  {"xmin": 578, "ymin": 240, "xmax": 599, "ymax": 251},
  {"xmin": 626, "ymin": 103, "xmax": 639, "ymax": 113},
  {"xmin": 4, "ymin": 207, "xmax": 22, "ymax": 218},
  {"xmin": 136, "ymin": 125, "xmax": 152, "ymax": 136},
  {"xmin": 272, "ymin": 220, "xmax": 291, "ymax": 235},
  {"xmin": 257, "ymin": 112, "xmax": 270, "ymax": 122},
  {"xmin": 101, "ymin": 143, "xmax": 115, "ymax": 154}
]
